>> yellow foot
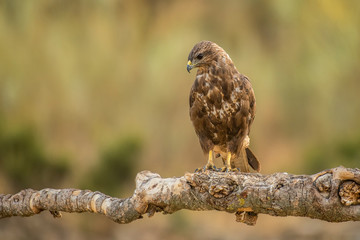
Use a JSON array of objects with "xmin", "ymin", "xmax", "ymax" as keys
[
  {"xmin": 195, "ymin": 149, "xmax": 218, "ymax": 172},
  {"xmin": 195, "ymin": 163, "xmax": 217, "ymax": 172},
  {"xmin": 220, "ymin": 167, "xmax": 239, "ymax": 172},
  {"xmin": 220, "ymin": 152, "xmax": 238, "ymax": 172}
]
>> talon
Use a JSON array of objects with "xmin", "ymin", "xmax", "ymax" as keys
[
  {"xmin": 221, "ymin": 166, "xmax": 238, "ymax": 172},
  {"xmin": 200, "ymin": 150, "xmax": 217, "ymax": 171},
  {"xmin": 195, "ymin": 167, "xmax": 206, "ymax": 173},
  {"xmin": 195, "ymin": 165, "xmax": 217, "ymax": 173},
  {"xmin": 196, "ymin": 150, "xmax": 219, "ymax": 172},
  {"xmin": 205, "ymin": 163, "xmax": 217, "ymax": 171}
]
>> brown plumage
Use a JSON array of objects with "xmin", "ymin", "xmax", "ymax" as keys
[{"xmin": 187, "ymin": 41, "xmax": 260, "ymax": 172}]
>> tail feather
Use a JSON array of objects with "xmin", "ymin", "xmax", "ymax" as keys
[{"xmin": 245, "ymin": 147, "xmax": 261, "ymax": 172}]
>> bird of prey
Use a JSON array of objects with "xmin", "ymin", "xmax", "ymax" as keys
[{"xmin": 187, "ymin": 41, "xmax": 260, "ymax": 172}]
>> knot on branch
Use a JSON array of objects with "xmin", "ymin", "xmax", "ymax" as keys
[
  {"xmin": 314, "ymin": 173, "xmax": 332, "ymax": 198},
  {"xmin": 186, "ymin": 172, "xmax": 236, "ymax": 198},
  {"xmin": 12, "ymin": 189, "xmax": 36, "ymax": 213},
  {"xmin": 134, "ymin": 171, "xmax": 191, "ymax": 216},
  {"xmin": 185, "ymin": 172, "xmax": 210, "ymax": 193},
  {"xmin": 134, "ymin": 171, "xmax": 162, "ymax": 214},
  {"xmin": 209, "ymin": 183, "xmax": 234, "ymax": 198},
  {"xmin": 339, "ymin": 181, "xmax": 360, "ymax": 206}
]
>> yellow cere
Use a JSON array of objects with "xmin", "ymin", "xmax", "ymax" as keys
[{"xmin": 187, "ymin": 60, "xmax": 192, "ymax": 65}]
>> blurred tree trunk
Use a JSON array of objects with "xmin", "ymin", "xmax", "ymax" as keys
[{"xmin": 0, "ymin": 166, "xmax": 359, "ymax": 225}]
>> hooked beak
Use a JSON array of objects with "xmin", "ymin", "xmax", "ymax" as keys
[{"xmin": 187, "ymin": 60, "xmax": 194, "ymax": 73}]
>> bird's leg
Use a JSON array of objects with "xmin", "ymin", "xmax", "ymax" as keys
[
  {"xmin": 220, "ymin": 152, "xmax": 239, "ymax": 172},
  {"xmin": 195, "ymin": 150, "xmax": 217, "ymax": 172},
  {"xmin": 205, "ymin": 150, "xmax": 216, "ymax": 170},
  {"xmin": 221, "ymin": 152, "xmax": 232, "ymax": 172}
]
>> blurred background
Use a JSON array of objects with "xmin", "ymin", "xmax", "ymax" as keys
[{"xmin": 0, "ymin": 0, "xmax": 359, "ymax": 239}]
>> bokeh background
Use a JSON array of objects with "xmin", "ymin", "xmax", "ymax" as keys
[{"xmin": 0, "ymin": 0, "xmax": 359, "ymax": 239}]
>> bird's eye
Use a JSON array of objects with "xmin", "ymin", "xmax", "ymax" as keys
[{"xmin": 196, "ymin": 53, "xmax": 203, "ymax": 60}]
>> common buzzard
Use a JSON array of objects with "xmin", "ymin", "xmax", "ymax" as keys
[{"xmin": 187, "ymin": 41, "xmax": 260, "ymax": 172}]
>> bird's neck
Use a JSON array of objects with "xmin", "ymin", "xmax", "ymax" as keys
[{"xmin": 197, "ymin": 54, "xmax": 236, "ymax": 77}]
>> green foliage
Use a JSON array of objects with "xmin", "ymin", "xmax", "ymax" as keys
[
  {"xmin": 83, "ymin": 135, "xmax": 142, "ymax": 195},
  {"xmin": 304, "ymin": 134, "xmax": 360, "ymax": 174},
  {"xmin": 0, "ymin": 125, "xmax": 70, "ymax": 190},
  {"xmin": 0, "ymin": 0, "xmax": 359, "ymax": 178}
]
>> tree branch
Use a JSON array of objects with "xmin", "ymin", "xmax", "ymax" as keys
[{"xmin": 1, "ymin": 166, "xmax": 359, "ymax": 225}]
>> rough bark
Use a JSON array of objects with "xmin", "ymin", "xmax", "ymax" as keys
[{"xmin": 0, "ymin": 166, "xmax": 359, "ymax": 225}]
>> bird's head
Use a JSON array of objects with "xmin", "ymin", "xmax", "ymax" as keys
[{"xmin": 187, "ymin": 41, "xmax": 223, "ymax": 73}]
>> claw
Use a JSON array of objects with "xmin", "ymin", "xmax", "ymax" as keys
[
  {"xmin": 195, "ymin": 150, "xmax": 221, "ymax": 172},
  {"xmin": 220, "ymin": 166, "xmax": 239, "ymax": 172},
  {"xmin": 205, "ymin": 163, "xmax": 217, "ymax": 171},
  {"xmin": 195, "ymin": 164, "xmax": 218, "ymax": 173}
]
